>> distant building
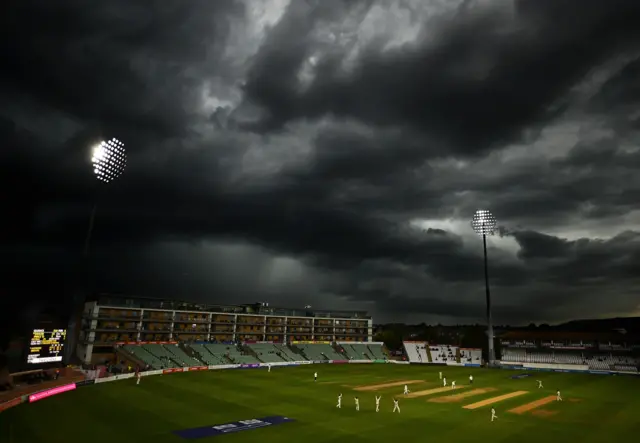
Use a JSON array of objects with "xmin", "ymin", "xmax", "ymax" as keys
[{"xmin": 77, "ymin": 294, "xmax": 372, "ymax": 364}]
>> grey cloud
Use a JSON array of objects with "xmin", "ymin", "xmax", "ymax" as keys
[{"xmin": 3, "ymin": 0, "xmax": 640, "ymax": 325}]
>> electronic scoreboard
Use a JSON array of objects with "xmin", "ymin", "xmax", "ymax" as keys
[{"xmin": 27, "ymin": 329, "xmax": 66, "ymax": 364}]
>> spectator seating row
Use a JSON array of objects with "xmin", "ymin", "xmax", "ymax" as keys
[
  {"xmin": 121, "ymin": 342, "xmax": 384, "ymax": 369},
  {"xmin": 246, "ymin": 343, "xmax": 287, "ymax": 363},
  {"xmin": 501, "ymin": 349, "xmax": 640, "ymax": 372},
  {"xmin": 459, "ymin": 348, "xmax": 482, "ymax": 364},
  {"xmin": 430, "ymin": 345, "xmax": 457, "ymax": 364},
  {"xmin": 402, "ymin": 342, "xmax": 428, "ymax": 363},
  {"xmin": 296, "ymin": 343, "xmax": 343, "ymax": 361}
]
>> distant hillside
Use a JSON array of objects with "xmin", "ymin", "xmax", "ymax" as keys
[{"xmin": 556, "ymin": 317, "xmax": 640, "ymax": 333}]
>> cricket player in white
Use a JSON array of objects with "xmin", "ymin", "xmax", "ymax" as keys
[
  {"xmin": 337, "ymin": 393, "xmax": 342, "ymax": 408},
  {"xmin": 314, "ymin": 372, "xmax": 318, "ymax": 382},
  {"xmin": 393, "ymin": 398, "xmax": 400, "ymax": 413},
  {"xmin": 451, "ymin": 380, "xmax": 456, "ymax": 389},
  {"xmin": 403, "ymin": 384, "xmax": 410, "ymax": 395},
  {"xmin": 443, "ymin": 377, "xmax": 447, "ymax": 387},
  {"xmin": 267, "ymin": 364, "xmax": 271, "ymax": 373},
  {"xmin": 136, "ymin": 372, "xmax": 141, "ymax": 385},
  {"xmin": 375, "ymin": 396, "xmax": 381, "ymax": 412},
  {"xmin": 556, "ymin": 390, "xmax": 563, "ymax": 401},
  {"xmin": 537, "ymin": 380, "xmax": 543, "ymax": 389},
  {"xmin": 491, "ymin": 408, "xmax": 497, "ymax": 422},
  {"xmin": 439, "ymin": 371, "xmax": 443, "ymax": 380},
  {"xmin": 355, "ymin": 397, "xmax": 360, "ymax": 411},
  {"xmin": 469, "ymin": 375, "xmax": 473, "ymax": 384}
]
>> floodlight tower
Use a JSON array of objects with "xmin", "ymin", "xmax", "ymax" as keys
[
  {"xmin": 64, "ymin": 138, "xmax": 126, "ymax": 364},
  {"xmin": 471, "ymin": 209, "xmax": 497, "ymax": 366}
]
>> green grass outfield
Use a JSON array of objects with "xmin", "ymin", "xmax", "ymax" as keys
[{"xmin": 1, "ymin": 364, "xmax": 639, "ymax": 443}]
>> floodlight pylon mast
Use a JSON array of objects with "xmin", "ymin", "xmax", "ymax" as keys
[
  {"xmin": 83, "ymin": 203, "xmax": 98, "ymax": 258},
  {"xmin": 482, "ymin": 229, "xmax": 495, "ymax": 365},
  {"xmin": 64, "ymin": 138, "xmax": 126, "ymax": 365},
  {"xmin": 471, "ymin": 209, "xmax": 497, "ymax": 367}
]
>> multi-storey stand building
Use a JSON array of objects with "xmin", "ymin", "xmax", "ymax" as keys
[{"xmin": 78, "ymin": 294, "xmax": 373, "ymax": 364}]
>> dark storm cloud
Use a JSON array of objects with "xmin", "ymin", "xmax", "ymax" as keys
[
  {"xmin": 511, "ymin": 230, "xmax": 640, "ymax": 283},
  {"xmin": 0, "ymin": 0, "xmax": 243, "ymax": 139},
  {"xmin": 3, "ymin": 0, "xmax": 640, "ymax": 324},
  {"xmin": 243, "ymin": 0, "xmax": 640, "ymax": 156}
]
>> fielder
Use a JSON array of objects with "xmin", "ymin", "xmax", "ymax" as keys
[
  {"xmin": 469, "ymin": 375, "xmax": 473, "ymax": 384},
  {"xmin": 537, "ymin": 380, "xmax": 543, "ymax": 389},
  {"xmin": 337, "ymin": 393, "xmax": 342, "ymax": 408},
  {"xmin": 451, "ymin": 380, "xmax": 456, "ymax": 389},
  {"xmin": 443, "ymin": 377, "xmax": 447, "ymax": 387},
  {"xmin": 393, "ymin": 398, "xmax": 400, "ymax": 413},
  {"xmin": 491, "ymin": 408, "xmax": 497, "ymax": 422},
  {"xmin": 136, "ymin": 371, "xmax": 141, "ymax": 386},
  {"xmin": 556, "ymin": 390, "xmax": 563, "ymax": 401},
  {"xmin": 375, "ymin": 395, "xmax": 381, "ymax": 412},
  {"xmin": 267, "ymin": 364, "xmax": 271, "ymax": 373},
  {"xmin": 355, "ymin": 396, "xmax": 360, "ymax": 411},
  {"xmin": 439, "ymin": 371, "xmax": 443, "ymax": 380},
  {"xmin": 403, "ymin": 384, "xmax": 410, "ymax": 395},
  {"xmin": 314, "ymin": 371, "xmax": 318, "ymax": 382}
]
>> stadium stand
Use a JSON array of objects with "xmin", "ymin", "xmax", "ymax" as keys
[
  {"xmin": 297, "ymin": 343, "xmax": 343, "ymax": 361},
  {"xmin": 137, "ymin": 344, "xmax": 181, "ymax": 368},
  {"xmin": 501, "ymin": 349, "xmax": 582, "ymax": 365},
  {"xmin": 188, "ymin": 343, "xmax": 227, "ymax": 365},
  {"xmin": 202, "ymin": 343, "xmax": 239, "ymax": 364},
  {"xmin": 430, "ymin": 345, "xmax": 457, "ymax": 363},
  {"xmin": 222, "ymin": 345, "xmax": 260, "ymax": 364},
  {"xmin": 246, "ymin": 343, "xmax": 288, "ymax": 363},
  {"xmin": 585, "ymin": 354, "xmax": 639, "ymax": 372},
  {"xmin": 122, "ymin": 345, "xmax": 165, "ymax": 369},
  {"xmin": 274, "ymin": 343, "xmax": 300, "ymax": 361},
  {"xmin": 500, "ymin": 348, "xmax": 526, "ymax": 363},
  {"xmin": 501, "ymin": 349, "xmax": 639, "ymax": 372},
  {"xmin": 459, "ymin": 348, "xmax": 482, "ymax": 364},
  {"xmin": 402, "ymin": 341, "xmax": 425, "ymax": 363},
  {"xmin": 367, "ymin": 343, "xmax": 388, "ymax": 360},
  {"xmin": 339, "ymin": 343, "xmax": 372, "ymax": 360},
  {"xmin": 165, "ymin": 344, "xmax": 204, "ymax": 367}
]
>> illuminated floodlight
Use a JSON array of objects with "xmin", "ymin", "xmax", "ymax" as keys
[
  {"xmin": 471, "ymin": 209, "xmax": 497, "ymax": 236},
  {"xmin": 91, "ymin": 138, "xmax": 126, "ymax": 183}
]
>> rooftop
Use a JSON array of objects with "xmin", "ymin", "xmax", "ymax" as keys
[{"xmin": 93, "ymin": 293, "xmax": 371, "ymax": 320}]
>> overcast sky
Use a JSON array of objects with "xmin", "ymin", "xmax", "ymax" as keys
[{"xmin": 2, "ymin": 0, "xmax": 640, "ymax": 325}]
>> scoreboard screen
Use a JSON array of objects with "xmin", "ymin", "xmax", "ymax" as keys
[{"xmin": 27, "ymin": 329, "xmax": 67, "ymax": 364}]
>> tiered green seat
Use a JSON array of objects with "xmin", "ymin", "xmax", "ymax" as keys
[
  {"xmin": 164, "ymin": 345, "xmax": 203, "ymax": 367},
  {"xmin": 247, "ymin": 344, "xmax": 286, "ymax": 363},
  {"xmin": 188, "ymin": 344, "xmax": 219, "ymax": 365},
  {"xmin": 275, "ymin": 344, "xmax": 300, "ymax": 361},
  {"xmin": 142, "ymin": 344, "xmax": 181, "ymax": 367},
  {"xmin": 368, "ymin": 344, "xmax": 387, "ymax": 360},
  {"xmin": 123, "ymin": 345, "xmax": 163, "ymax": 369}
]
